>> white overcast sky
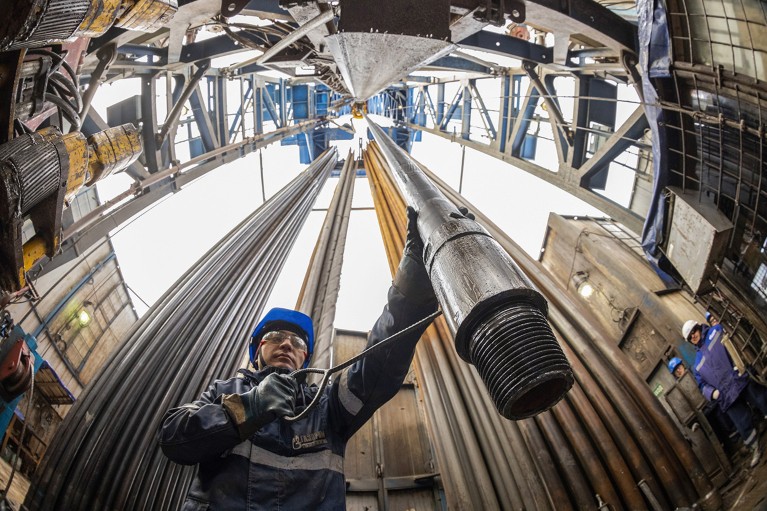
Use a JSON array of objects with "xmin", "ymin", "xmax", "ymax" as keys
[{"xmin": 91, "ymin": 73, "xmax": 634, "ymax": 332}]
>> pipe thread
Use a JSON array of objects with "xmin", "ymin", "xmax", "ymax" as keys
[{"xmin": 469, "ymin": 301, "xmax": 573, "ymax": 420}]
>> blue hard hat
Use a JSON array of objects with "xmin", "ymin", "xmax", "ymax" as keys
[
  {"xmin": 250, "ymin": 308, "xmax": 314, "ymax": 368},
  {"xmin": 667, "ymin": 357, "xmax": 683, "ymax": 374}
]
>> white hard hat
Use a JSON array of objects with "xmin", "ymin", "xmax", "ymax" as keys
[{"xmin": 682, "ymin": 320, "xmax": 698, "ymax": 341}]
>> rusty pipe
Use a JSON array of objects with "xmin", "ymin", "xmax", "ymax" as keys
[
  {"xmin": 367, "ymin": 118, "xmax": 572, "ymax": 419},
  {"xmin": 517, "ymin": 418, "xmax": 574, "ymax": 511},
  {"xmin": 558, "ymin": 329, "xmax": 672, "ymax": 510},
  {"xmin": 566, "ymin": 381, "xmax": 646, "ymax": 510},
  {"xmin": 535, "ymin": 412, "xmax": 596, "ymax": 509},
  {"xmin": 552, "ymin": 399, "xmax": 623, "ymax": 510}
]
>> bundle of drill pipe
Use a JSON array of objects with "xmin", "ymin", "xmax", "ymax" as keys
[
  {"xmin": 364, "ymin": 140, "xmax": 720, "ymax": 511},
  {"xmin": 295, "ymin": 150, "xmax": 356, "ymax": 372},
  {"xmin": 26, "ymin": 149, "xmax": 337, "ymax": 511}
]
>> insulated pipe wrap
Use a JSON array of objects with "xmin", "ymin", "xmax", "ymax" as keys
[{"xmin": 367, "ymin": 118, "xmax": 573, "ymax": 419}]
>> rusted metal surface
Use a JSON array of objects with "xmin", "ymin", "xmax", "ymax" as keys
[{"xmin": 86, "ymin": 123, "xmax": 143, "ymax": 185}]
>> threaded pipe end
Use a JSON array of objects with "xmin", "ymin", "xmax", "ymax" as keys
[{"xmin": 469, "ymin": 301, "xmax": 573, "ymax": 420}]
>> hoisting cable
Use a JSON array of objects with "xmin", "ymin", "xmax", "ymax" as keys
[{"xmin": 284, "ymin": 308, "xmax": 443, "ymax": 422}]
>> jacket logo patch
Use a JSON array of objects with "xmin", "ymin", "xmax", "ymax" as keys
[{"xmin": 292, "ymin": 430, "xmax": 328, "ymax": 450}]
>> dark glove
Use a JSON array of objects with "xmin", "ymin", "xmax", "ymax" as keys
[
  {"xmin": 450, "ymin": 206, "xmax": 475, "ymax": 220},
  {"xmin": 393, "ymin": 207, "xmax": 437, "ymax": 306},
  {"xmin": 222, "ymin": 372, "xmax": 298, "ymax": 440}
]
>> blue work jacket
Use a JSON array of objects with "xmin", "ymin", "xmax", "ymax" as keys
[
  {"xmin": 693, "ymin": 324, "xmax": 748, "ymax": 411},
  {"xmin": 159, "ymin": 284, "xmax": 435, "ymax": 510}
]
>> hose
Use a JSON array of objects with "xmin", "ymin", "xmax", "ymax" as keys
[{"xmin": 284, "ymin": 308, "xmax": 443, "ymax": 422}]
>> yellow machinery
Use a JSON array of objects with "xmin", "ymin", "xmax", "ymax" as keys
[
  {"xmin": 0, "ymin": 0, "xmax": 177, "ymax": 51},
  {"xmin": 0, "ymin": 124, "xmax": 142, "ymax": 292}
]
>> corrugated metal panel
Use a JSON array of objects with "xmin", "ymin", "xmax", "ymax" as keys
[{"xmin": 336, "ymin": 329, "xmax": 441, "ymax": 510}]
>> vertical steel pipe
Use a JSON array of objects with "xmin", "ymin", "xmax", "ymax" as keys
[
  {"xmin": 368, "ymin": 118, "xmax": 572, "ymax": 420},
  {"xmin": 551, "ymin": 399, "xmax": 623, "ymax": 510},
  {"xmin": 296, "ymin": 151, "xmax": 356, "ymax": 370}
]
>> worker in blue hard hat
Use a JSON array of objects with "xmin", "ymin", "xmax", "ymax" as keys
[
  {"xmin": 668, "ymin": 357, "xmax": 685, "ymax": 379},
  {"xmin": 682, "ymin": 318, "xmax": 767, "ymax": 468},
  {"xmin": 160, "ymin": 207, "xmax": 438, "ymax": 510}
]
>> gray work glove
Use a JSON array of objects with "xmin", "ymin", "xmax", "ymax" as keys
[
  {"xmin": 223, "ymin": 371, "xmax": 298, "ymax": 440},
  {"xmin": 393, "ymin": 207, "xmax": 437, "ymax": 306}
]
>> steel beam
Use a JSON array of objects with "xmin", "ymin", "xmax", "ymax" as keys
[
  {"xmin": 577, "ymin": 107, "xmax": 649, "ymax": 185},
  {"xmin": 407, "ymin": 122, "xmax": 644, "ymax": 235},
  {"xmin": 140, "ymin": 74, "xmax": 162, "ymax": 174},
  {"xmin": 461, "ymin": 83, "xmax": 471, "ymax": 140},
  {"xmin": 157, "ymin": 59, "xmax": 211, "ymax": 145},
  {"xmin": 37, "ymin": 121, "xmax": 319, "ymax": 277},
  {"xmin": 457, "ymin": 31, "xmax": 552, "ymax": 65},
  {"xmin": 468, "ymin": 80, "xmax": 496, "ymax": 140},
  {"xmin": 189, "ymin": 86, "xmax": 220, "ymax": 151}
]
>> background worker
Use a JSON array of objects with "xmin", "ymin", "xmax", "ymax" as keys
[
  {"xmin": 159, "ymin": 208, "xmax": 438, "ymax": 510},
  {"xmin": 683, "ymin": 318, "xmax": 767, "ymax": 467},
  {"xmin": 668, "ymin": 355, "xmax": 737, "ymax": 451},
  {"xmin": 668, "ymin": 357, "xmax": 686, "ymax": 379}
]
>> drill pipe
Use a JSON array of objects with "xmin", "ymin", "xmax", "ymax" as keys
[
  {"xmin": 551, "ymin": 399, "xmax": 623, "ymax": 509},
  {"xmin": 296, "ymin": 151, "xmax": 356, "ymax": 371},
  {"xmin": 364, "ymin": 145, "xmax": 507, "ymax": 509},
  {"xmin": 535, "ymin": 411, "xmax": 596, "ymax": 509},
  {"xmin": 517, "ymin": 418, "xmax": 574, "ymax": 511},
  {"xmin": 416, "ymin": 158, "xmax": 713, "ymax": 508},
  {"xmin": 366, "ymin": 142, "xmax": 563, "ymax": 510},
  {"xmin": 27, "ymin": 149, "xmax": 337, "ymax": 511},
  {"xmin": 367, "ymin": 118, "xmax": 573, "ymax": 420},
  {"xmin": 566, "ymin": 381, "xmax": 646, "ymax": 509}
]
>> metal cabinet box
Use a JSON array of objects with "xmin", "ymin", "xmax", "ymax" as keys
[{"xmin": 663, "ymin": 187, "xmax": 733, "ymax": 293}]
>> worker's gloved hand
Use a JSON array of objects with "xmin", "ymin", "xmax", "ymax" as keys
[
  {"xmin": 712, "ymin": 389, "xmax": 720, "ymax": 400},
  {"xmin": 393, "ymin": 207, "xmax": 437, "ymax": 306},
  {"xmin": 223, "ymin": 371, "xmax": 298, "ymax": 440},
  {"xmin": 450, "ymin": 206, "xmax": 475, "ymax": 221}
]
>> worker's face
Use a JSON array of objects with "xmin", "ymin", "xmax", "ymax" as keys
[
  {"xmin": 259, "ymin": 330, "xmax": 308, "ymax": 371},
  {"xmin": 674, "ymin": 364, "xmax": 685, "ymax": 378},
  {"xmin": 688, "ymin": 329, "xmax": 701, "ymax": 347}
]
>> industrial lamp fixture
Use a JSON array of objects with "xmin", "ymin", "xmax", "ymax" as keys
[
  {"xmin": 572, "ymin": 271, "xmax": 595, "ymax": 298},
  {"xmin": 77, "ymin": 301, "xmax": 94, "ymax": 327},
  {"xmin": 77, "ymin": 309, "xmax": 92, "ymax": 328}
]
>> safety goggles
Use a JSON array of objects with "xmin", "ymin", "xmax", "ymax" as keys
[{"xmin": 261, "ymin": 330, "xmax": 308, "ymax": 352}]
